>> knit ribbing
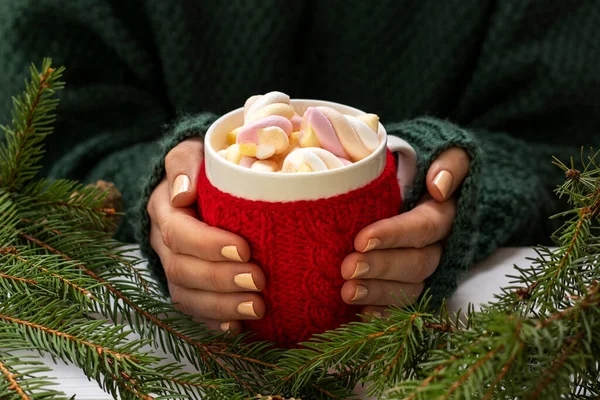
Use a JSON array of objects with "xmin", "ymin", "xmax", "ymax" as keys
[{"xmin": 388, "ymin": 118, "xmax": 482, "ymax": 309}]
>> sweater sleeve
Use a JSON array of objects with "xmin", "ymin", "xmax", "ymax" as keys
[
  {"xmin": 386, "ymin": 1, "xmax": 600, "ymax": 308},
  {"xmin": 386, "ymin": 119, "xmax": 590, "ymax": 308},
  {"xmin": 0, "ymin": 0, "xmax": 175, "ymax": 242}
]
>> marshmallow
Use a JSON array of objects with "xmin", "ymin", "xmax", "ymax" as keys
[
  {"xmin": 237, "ymin": 115, "xmax": 292, "ymax": 159},
  {"xmin": 244, "ymin": 91, "xmax": 295, "ymax": 123},
  {"xmin": 281, "ymin": 147, "xmax": 345, "ymax": 173},
  {"xmin": 300, "ymin": 106, "xmax": 380, "ymax": 162}
]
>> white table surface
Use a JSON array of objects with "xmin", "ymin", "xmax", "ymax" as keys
[{"xmin": 15, "ymin": 247, "xmax": 538, "ymax": 399}]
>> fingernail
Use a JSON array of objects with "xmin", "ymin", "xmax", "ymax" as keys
[
  {"xmin": 350, "ymin": 261, "xmax": 370, "ymax": 279},
  {"xmin": 371, "ymin": 311, "xmax": 382, "ymax": 318},
  {"xmin": 238, "ymin": 301, "xmax": 258, "ymax": 318},
  {"xmin": 362, "ymin": 238, "xmax": 381, "ymax": 252},
  {"xmin": 433, "ymin": 170, "xmax": 454, "ymax": 200},
  {"xmin": 234, "ymin": 273, "xmax": 259, "ymax": 291},
  {"xmin": 220, "ymin": 321, "xmax": 231, "ymax": 332},
  {"xmin": 351, "ymin": 285, "xmax": 369, "ymax": 302},
  {"xmin": 221, "ymin": 245, "xmax": 243, "ymax": 262},
  {"xmin": 171, "ymin": 174, "xmax": 191, "ymax": 202}
]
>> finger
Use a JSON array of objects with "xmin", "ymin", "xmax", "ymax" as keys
[
  {"xmin": 341, "ymin": 279, "xmax": 424, "ymax": 306},
  {"xmin": 360, "ymin": 306, "xmax": 392, "ymax": 320},
  {"xmin": 155, "ymin": 233, "xmax": 265, "ymax": 292},
  {"xmin": 165, "ymin": 138, "xmax": 204, "ymax": 207},
  {"xmin": 191, "ymin": 316, "xmax": 243, "ymax": 335},
  {"xmin": 341, "ymin": 244, "xmax": 443, "ymax": 283},
  {"xmin": 151, "ymin": 180, "xmax": 251, "ymax": 262},
  {"xmin": 168, "ymin": 282, "xmax": 265, "ymax": 320},
  {"xmin": 354, "ymin": 198, "xmax": 455, "ymax": 251},
  {"xmin": 426, "ymin": 147, "xmax": 470, "ymax": 201}
]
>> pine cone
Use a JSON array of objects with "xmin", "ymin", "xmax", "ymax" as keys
[
  {"xmin": 89, "ymin": 180, "xmax": 123, "ymax": 233},
  {"xmin": 72, "ymin": 180, "xmax": 123, "ymax": 234}
]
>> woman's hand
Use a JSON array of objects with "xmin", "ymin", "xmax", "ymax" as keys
[
  {"xmin": 341, "ymin": 148, "xmax": 471, "ymax": 316},
  {"xmin": 147, "ymin": 138, "xmax": 265, "ymax": 332}
]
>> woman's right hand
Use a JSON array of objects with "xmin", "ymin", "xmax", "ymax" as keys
[{"xmin": 147, "ymin": 138, "xmax": 266, "ymax": 333}]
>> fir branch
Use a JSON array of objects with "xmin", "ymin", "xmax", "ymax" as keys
[
  {"xmin": 0, "ymin": 59, "xmax": 65, "ymax": 191},
  {"xmin": 17, "ymin": 230, "xmax": 281, "ymax": 392}
]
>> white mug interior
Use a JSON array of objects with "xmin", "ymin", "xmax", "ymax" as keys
[{"xmin": 204, "ymin": 99, "xmax": 388, "ymax": 202}]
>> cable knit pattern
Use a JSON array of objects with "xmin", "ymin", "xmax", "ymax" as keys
[
  {"xmin": 1, "ymin": 1, "xmax": 600, "ymax": 320},
  {"xmin": 198, "ymin": 151, "xmax": 401, "ymax": 348}
]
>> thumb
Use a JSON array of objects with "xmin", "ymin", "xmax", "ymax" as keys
[
  {"xmin": 164, "ymin": 137, "xmax": 204, "ymax": 208},
  {"xmin": 426, "ymin": 147, "xmax": 470, "ymax": 201}
]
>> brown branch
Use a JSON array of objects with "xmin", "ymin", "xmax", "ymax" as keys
[
  {"xmin": 283, "ymin": 312, "xmax": 436, "ymax": 383},
  {"xmin": 527, "ymin": 333, "xmax": 583, "ymax": 400},
  {"xmin": 482, "ymin": 323, "xmax": 524, "ymax": 400},
  {"xmin": 108, "ymin": 370, "xmax": 154, "ymax": 400},
  {"xmin": 440, "ymin": 344, "xmax": 505, "ymax": 400},
  {"xmin": 5, "ymin": 67, "xmax": 53, "ymax": 190},
  {"xmin": 107, "ymin": 254, "xmax": 152, "ymax": 295},
  {"xmin": 1, "ymin": 244, "xmax": 97, "ymax": 301},
  {"xmin": 311, "ymin": 383, "xmax": 340, "ymax": 399},
  {"xmin": 44, "ymin": 200, "xmax": 115, "ymax": 215},
  {"xmin": 19, "ymin": 234, "xmax": 270, "ymax": 393},
  {"xmin": 423, "ymin": 321, "xmax": 456, "ymax": 333},
  {"xmin": 537, "ymin": 281, "xmax": 600, "ymax": 329},
  {"xmin": 545, "ymin": 208, "xmax": 589, "ymax": 298},
  {"xmin": 0, "ymin": 359, "xmax": 29, "ymax": 400},
  {"xmin": 0, "ymin": 273, "xmax": 37, "ymax": 285},
  {"xmin": 0, "ymin": 313, "xmax": 135, "ymax": 362}
]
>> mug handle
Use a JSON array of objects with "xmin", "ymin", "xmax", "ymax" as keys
[{"xmin": 387, "ymin": 135, "xmax": 417, "ymax": 200}]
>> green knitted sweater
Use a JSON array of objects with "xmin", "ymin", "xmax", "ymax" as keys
[{"xmin": 1, "ymin": 0, "xmax": 599, "ymax": 306}]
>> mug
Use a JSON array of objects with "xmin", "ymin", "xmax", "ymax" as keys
[{"xmin": 198, "ymin": 99, "xmax": 416, "ymax": 348}]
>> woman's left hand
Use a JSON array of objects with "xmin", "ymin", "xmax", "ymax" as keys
[{"xmin": 341, "ymin": 147, "xmax": 471, "ymax": 316}]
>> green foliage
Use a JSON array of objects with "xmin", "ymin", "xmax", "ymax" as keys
[{"xmin": 0, "ymin": 59, "xmax": 598, "ymax": 399}]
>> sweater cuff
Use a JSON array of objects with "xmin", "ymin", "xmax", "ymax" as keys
[
  {"xmin": 136, "ymin": 112, "xmax": 218, "ymax": 292},
  {"xmin": 386, "ymin": 117, "xmax": 483, "ymax": 309}
]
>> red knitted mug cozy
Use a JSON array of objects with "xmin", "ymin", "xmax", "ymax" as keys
[{"xmin": 197, "ymin": 150, "xmax": 402, "ymax": 348}]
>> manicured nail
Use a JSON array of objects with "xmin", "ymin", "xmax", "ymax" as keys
[
  {"xmin": 362, "ymin": 238, "xmax": 381, "ymax": 252},
  {"xmin": 238, "ymin": 301, "xmax": 258, "ymax": 318},
  {"xmin": 350, "ymin": 261, "xmax": 370, "ymax": 279},
  {"xmin": 234, "ymin": 273, "xmax": 259, "ymax": 291},
  {"xmin": 220, "ymin": 321, "xmax": 231, "ymax": 332},
  {"xmin": 371, "ymin": 311, "xmax": 382, "ymax": 318},
  {"xmin": 352, "ymin": 285, "xmax": 369, "ymax": 302},
  {"xmin": 221, "ymin": 245, "xmax": 243, "ymax": 262},
  {"xmin": 433, "ymin": 170, "xmax": 454, "ymax": 200},
  {"xmin": 171, "ymin": 174, "xmax": 191, "ymax": 202}
]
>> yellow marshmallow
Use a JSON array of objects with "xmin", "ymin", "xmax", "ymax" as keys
[
  {"xmin": 226, "ymin": 128, "xmax": 240, "ymax": 145},
  {"xmin": 239, "ymin": 143, "xmax": 258, "ymax": 157},
  {"xmin": 225, "ymin": 144, "xmax": 243, "ymax": 164},
  {"xmin": 298, "ymin": 163, "xmax": 312, "ymax": 173},
  {"xmin": 356, "ymin": 114, "xmax": 379, "ymax": 132},
  {"xmin": 289, "ymin": 131, "xmax": 301, "ymax": 148},
  {"xmin": 300, "ymin": 126, "xmax": 320, "ymax": 148}
]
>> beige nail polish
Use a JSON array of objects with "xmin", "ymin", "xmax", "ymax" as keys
[
  {"xmin": 220, "ymin": 321, "xmax": 231, "ymax": 332},
  {"xmin": 238, "ymin": 301, "xmax": 258, "ymax": 318},
  {"xmin": 350, "ymin": 262, "xmax": 370, "ymax": 279},
  {"xmin": 362, "ymin": 238, "xmax": 381, "ymax": 252},
  {"xmin": 234, "ymin": 273, "xmax": 259, "ymax": 291},
  {"xmin": 171, "ymin": 174, "xmax": 191, "ymax": 202},
  {"xmin": 433, "ymin": 170, "xmax": 454, "ymax": 200},
  {"xmin": 352, "ymin": 285, "xmax": 369, "ymax": 302},
  {"xmin": 221, "ymin": 245, "xmax": 243, "ymax": 262}
]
